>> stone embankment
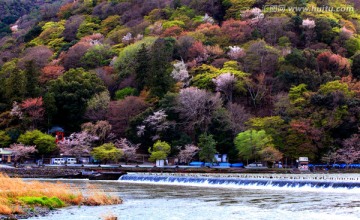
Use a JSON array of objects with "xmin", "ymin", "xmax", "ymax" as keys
[{"xmin": 0, "ymin": 166, "xmax": 359, "ymax": 179}]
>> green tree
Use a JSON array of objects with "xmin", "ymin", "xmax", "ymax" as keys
[
  {"xmin": 223, "ymin": 0, "xmax": 255, "ymax": 19},
  {"xmin": 318, "ymin": 80, "xmax": 352, "ymax": 97},
  {"xmin": 135, "ymin": 43, "xmax": 150, "ymax": 91},
  {"xmin": 49, "ymin": 68, "xmax": 106, "ymax": 130},
  {"xmin": 234, "ymin": 129, "xmax": 273, "ymax": 162},
  {"xmin": 351, "ymin": 52, "xmax": 360, "ymax": 79},
  {"xmin": 5, "ymin": 67, "xmax": 26, "ymax": 103},
  {"xmin": 0, "ymin": 131, "xmax": 11, "ymax": 148},
  {"xmin": 24, "ymin": 60, "xmax": 40, "ymax": 98},
  {"xmin": 147, "ymin": 38, "xmax": 175, "ymax": 98},
  {"xmin": 345, "ymin": 37, "xmax": 360, "ymax": 57},
  {"xmin": 80, "ymin": 44, "xmax": 115, "ymax": 69},
  {"xmin": 198, "ymin": 133, "xmax": 217, "ymax": 163},
  {"xmin": 17, "ymin": 130, "xmax": 56, "ymax": 155},
  {"xmin": 76, "ymin": 19, "xmax": 100, "ymax": 39},
  {"xmin": 289, "ymin": 83, "xmax": 309, "ymax": 106},
  {"xmin": 247, "ymin": 116, "xmax": 286, "ymax": 151},
  {"xmin": 148, "ymin": 140, "xmax": 171, "ymax": 162},
  {"xmin": 91, "ymin": 143, "xmax": 123, "ymax": 164}
]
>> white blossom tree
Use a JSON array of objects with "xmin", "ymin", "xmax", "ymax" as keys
[
  {"xmin": 227, "ymin": 46, "xmax": 245, "ymax": 60},
  {"xmin": 10, "ymin": 101, "xmax": 23, "ymax": 119},
  {"xmin": 301, "ymin": 19, "xmax": 316, "ymax": 47},
  {"xmin": 302, "ymin": 19, "xmax": 316, "ymax": 29},
  {"xmin": 122, "ymin": 32, "xmax": 133, "ymax": 44},
  {"xmin": 212, "ymin": 73, "xmax": 236, "ymax": 102},
  {"xmin": 171, "ymin": 60, "xmax": 190, "ymax": 84},
  {"xmin": 202, "ymin": 13, "xmax": 214, "ymax": 24}
]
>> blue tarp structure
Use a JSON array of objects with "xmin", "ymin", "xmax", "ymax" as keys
[{"xmin": 49, "ymin": 126, "xmax": 64, "ymax": 133}]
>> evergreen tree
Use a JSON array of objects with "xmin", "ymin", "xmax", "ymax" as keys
[
  {"xmin": 198, "ymin": 133, "xmax": 217, "ymax": 163},
  {"xmin": 147, "ymin": 38, "xmax": 175, "ymax": 98},
  {"xmin": 24, "ymin": 60, "xmax": 40, "ymax": 98},
  {"xmin": 135, "ymin": 43, "xmax": 150, "ymax": 91},
  {"xmin": 5, "ymin": 68, "xmax": 26, "ymax": 103}
]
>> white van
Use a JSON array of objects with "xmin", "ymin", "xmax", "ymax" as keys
[
  {"xmin": 53, "ymin": 158, "xmax": 65, "ymax": 165},
  {"xmin": 67, "ymin": 158, "xmax": 77, "ymax": 164}
]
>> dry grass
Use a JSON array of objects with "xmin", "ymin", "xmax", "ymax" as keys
[
  {"xmin": 102, "ymin": 213, "xmax": 118, "ymax": 220},
  {"xmin": 83, "ymin": 185, "xmax": 122, "ymax": 206},
  {"xmin": 0, "ymin": 173, "xmax": 122, "ymax": 215}
]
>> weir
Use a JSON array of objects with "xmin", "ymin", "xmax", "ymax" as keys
[{"xmin": 119, "ymin": 173, "xmax": 360, "ymax": 189}]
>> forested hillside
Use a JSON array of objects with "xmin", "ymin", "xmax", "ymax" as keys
[{"xmin": 1, "ymin": 0, "xmax": 360, "ymax": 164}]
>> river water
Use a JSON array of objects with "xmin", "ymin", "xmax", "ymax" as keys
[{"xmin": 26, "ymin": 174, "xmax": 360, "ymax": 220}]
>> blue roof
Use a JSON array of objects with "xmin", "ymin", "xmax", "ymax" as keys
[{"xmin": 49, "ymin": 126, "xmax": 64, "ymax": 133}]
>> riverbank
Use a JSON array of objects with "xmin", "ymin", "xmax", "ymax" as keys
[{"xmin": 0, "ymin": 173, "xmax": 122, "ymax": 219}]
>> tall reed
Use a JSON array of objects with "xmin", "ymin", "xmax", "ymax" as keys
[{"xmin": 0, "ymin": 173, "xmax": 122, "ymax": 215}]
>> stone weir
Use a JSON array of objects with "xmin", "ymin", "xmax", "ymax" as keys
[
  {"xmin": 119, "ymin": 173, "xmax": 360, "ymax": 189},
  {"xmin": 127, "ymin": 172, "xmax": 360, "ymax": 182}
]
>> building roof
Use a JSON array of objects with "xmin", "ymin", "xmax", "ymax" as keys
[
  {"xmin": 0, "ymin": 148, "xmax": 13, "ymax": 155},
  {"xmin": 49, "ymin": 126, "xmax": 65, "ymax": 133}
]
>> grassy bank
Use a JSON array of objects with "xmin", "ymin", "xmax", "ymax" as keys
[{"xmin": 0, "ymin": 173, "xmax": 122, "ymax": 216}]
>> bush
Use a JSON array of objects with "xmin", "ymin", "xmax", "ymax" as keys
[{"xmin": 115, "ymin": 87, "xmax": 136, "ymax": 100}]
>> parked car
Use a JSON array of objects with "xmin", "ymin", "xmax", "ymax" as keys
[
  {"xmin": 66, "ymin": 158, "xmax": 77, "ymax": 164},
  {"xmin": 52, "ymin": 158, "xmax": 65, "ymax": 165},
  {"xmin": 245, "ymin": 162, "xmax": 267, "ymax": 169}
]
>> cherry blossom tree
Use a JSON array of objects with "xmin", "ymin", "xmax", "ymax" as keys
[
  {"xmin": 9, "ymin": 143, "xmax": 37, "ymax": 165},
  {"xmin": 178, "ymin": 144, "xmax": 199, "ymax": 164},
  {"xmin": 10, "ymin": 102, "xmax": 23, "ymax": 119},
  {"xmin": 115, "ymin": 138, "xmax": 140, "ymax": 164},
  {"xmin": 81, "ymin": 120, "xmax": 114, "ymax": 144},
  {"xmin": 227, "ymin": 46, "xmax": 245, "ymax": 60},
  {"xmin": 137, "ymin": 109, "xmax": 173, "ymax": 141},
  {"xmin": 57, "ymin": 131, "xmax": 99, "ymax": 160},
  {"xmin": 335, "ymin": 134, "xmax": 360, "ymax": 166}
]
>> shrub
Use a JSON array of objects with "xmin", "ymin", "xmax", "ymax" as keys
[{"xmin": 115, "ymin": 87, "xmax": 136, "ymax": 100}]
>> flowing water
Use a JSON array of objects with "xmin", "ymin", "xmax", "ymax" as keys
[{"xmin": 26, "ymin": 173, "xmax": 360, "ymax": 220}]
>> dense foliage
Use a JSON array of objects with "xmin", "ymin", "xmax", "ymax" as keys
[{"xmin": 1, "ymin": 0, "xmax": 360, "ymax": 165}]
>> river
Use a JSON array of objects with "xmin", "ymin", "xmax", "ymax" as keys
[{"xmin": 25, "ymin": 173, "xmax": 360, "ymax": 220}]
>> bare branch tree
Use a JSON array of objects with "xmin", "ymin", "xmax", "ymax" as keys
[{"xmin": 176, "ymin": 87, "xmax": 223, "ymax": 133}]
